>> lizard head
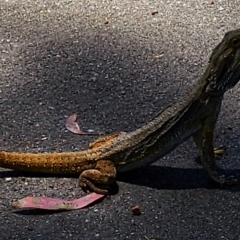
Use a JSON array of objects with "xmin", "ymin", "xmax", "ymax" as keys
[{"xmin": 206, "ymin": 29, "xmax": 240, "ymax": 93}]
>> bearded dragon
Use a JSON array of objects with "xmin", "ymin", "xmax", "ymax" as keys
[{"xmin": 1, "ymin": 29, "xmax": 240, "ymax": 194}]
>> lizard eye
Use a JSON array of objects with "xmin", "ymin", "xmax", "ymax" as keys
[{"xmin": 231, "ymin": 38, "xmax": 240, "ymax": 48}]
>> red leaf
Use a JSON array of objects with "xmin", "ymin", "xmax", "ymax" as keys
[{"xmin": 11, "ymin": 193, "xmax": 105, "ymax": 210}]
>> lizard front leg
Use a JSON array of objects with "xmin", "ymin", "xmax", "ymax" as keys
[
  {"xmin": 79, "ymin": 160, "xmax": 117, "ymax": 194},
  {"xmin": 193, "ymin": 132, "xmax": 226, "ymax": 158},
  {"xmin": 192, "ymin": 117, "xmax": 237, "ymax": 186}
]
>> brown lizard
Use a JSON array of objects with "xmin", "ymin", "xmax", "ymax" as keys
[{"xmin": 1, "ymin": 29, "xmax": 240, "ymax": 194}]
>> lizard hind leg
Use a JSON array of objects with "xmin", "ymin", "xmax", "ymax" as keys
[
  {"xmin": 193, "ymin": 131, "xmax": 226, "ymax": 158},
  {"xmin": 79, "ymin": 160, "xmax": 117, "ymax": 195},
  {"xmin": 192, "ymin": 116, "xmax": 237, "ymax": 186}
]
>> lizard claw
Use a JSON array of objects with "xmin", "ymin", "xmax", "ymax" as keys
[
  {"xmin": 214, "ymin": 174, "xmax": 238, "ymax": 187},
  {"xmin": 209, "ymin": 170, "xmax": 238, "ymax": 187},
  {"xmin": 79, "ymin": 182, "xmax": 89, "ymax": 193},
  {"xmin": 79, "ymin": 178, "xmax": 109, "ymax": 195},
  {"xmin": 214, "ymin": 145, "xmax": 226, "ymax": 157},
  {"xmin": 220, "ymin": 175, "xmax": 238, "ymax": 186}
]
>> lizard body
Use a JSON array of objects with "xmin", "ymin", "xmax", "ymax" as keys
[{"xmin": 1, "ymin": 29, "xmax": 240, "ymax": 194}]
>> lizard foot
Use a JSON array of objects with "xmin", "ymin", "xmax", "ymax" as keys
[
  {"xmin": 214, "ymin": 145, "xmax": 226, "ymax": 157},
  {"xmin": 219, "ymin": 175, "xmax": 238, "ymax": 186},
  {"xmin": 79, "ymin": 160, "xmax": 117, "ymax": 195},
  {"xmin": 79, "ymin": 179, "xmax": 109, "ymax": 195},
  {"xmin": 210, "ymin": 171, "xmax": 238, "ymax": 187}
]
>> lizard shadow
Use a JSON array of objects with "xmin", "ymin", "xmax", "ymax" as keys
[
  {"xmin": 1, "ymin": 166, "xmax": 240, "ymax": 215},
  {"xmin": 117, "ymin": 166, "xmax": 240, "ymax": 192},
  {"xmin": 0, "ymin": 170, "xmax": 79, "ymax": 179},
  {"xmin": 1, "ymin": 165, "xmax": 240, "ymax": 192}
]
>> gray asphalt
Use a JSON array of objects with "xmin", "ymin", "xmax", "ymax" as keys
[{"xmin": 1, "ymin": 0, "xmax": 240, "ymax": 239}]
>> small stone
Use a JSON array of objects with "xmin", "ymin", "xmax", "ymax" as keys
[
  {"xmin": 151, "ymin": 10, "xmax": 158, "ymax": 16},
  {"xmin": 104, "ymin": 19, "xmax": 109, "ymax": 24},
  {"xmin": 27, "ymin": 226, "xmax": 33, "ymax": 231},
  {"xmin": 131, "ymin": 205, "xmax": 141, "ymax": 215}
]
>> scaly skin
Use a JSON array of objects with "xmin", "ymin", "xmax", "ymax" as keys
[{"xmin": 1, "ymin": 29, "xmax": 240, "ymax": 194}]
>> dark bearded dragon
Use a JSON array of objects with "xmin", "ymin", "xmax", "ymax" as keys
[{"xmin": 0, "ymin": 29, "xmax": 240, "ymax": 194}]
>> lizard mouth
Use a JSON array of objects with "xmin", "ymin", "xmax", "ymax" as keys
[{"xmin": 217, "ymin": 55, "xmax": 240, "ymax": 91}]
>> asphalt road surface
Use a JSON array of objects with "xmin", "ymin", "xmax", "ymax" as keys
[{"xmin": 1, "ymin": 0, "xmax": 240, "ymax": 239}]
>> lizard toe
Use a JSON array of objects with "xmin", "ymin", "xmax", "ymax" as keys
[
  {"xmin": 221, "ymin": 175, "xmax": 238, "ymax": 186},
  {"xmin": 214, "ymin": 145, "xmax": 227, "ymax": 157}
]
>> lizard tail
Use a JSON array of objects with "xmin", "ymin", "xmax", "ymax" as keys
[{"xmin": 0, "ymin": 150, "xmax": 92, "ymax": 174}]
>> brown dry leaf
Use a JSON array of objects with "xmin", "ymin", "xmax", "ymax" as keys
[
  {"xmin": 65, "ymin": 114, "xmax": 82, "ymax": 134},
  {"xmin": 65, "ymin": 114, "xmax": 92, "ymax": 135},
  {"xmin": 131, "ymin": 205, "xmax": 141, "ymax": 215},
  {"xmin": 65, "ymin": 114, "xmax": 101, "ymax": 136}
]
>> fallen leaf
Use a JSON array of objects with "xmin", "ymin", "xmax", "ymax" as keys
[
  {"xmin": 65, "ymin": 114, "xmax": 81, "ymax": 134},
  {"xmin": 65, "ymin": 114, "xmax": 94, "ymax": 135},
  {"xmin": 11, "ymin": 193, "xmax": 105, "ymax": 210}
]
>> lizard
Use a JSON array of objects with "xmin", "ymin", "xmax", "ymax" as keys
[{"xmin": 0, "ymin": 29, "xmax": 240, "ymax": 195}]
